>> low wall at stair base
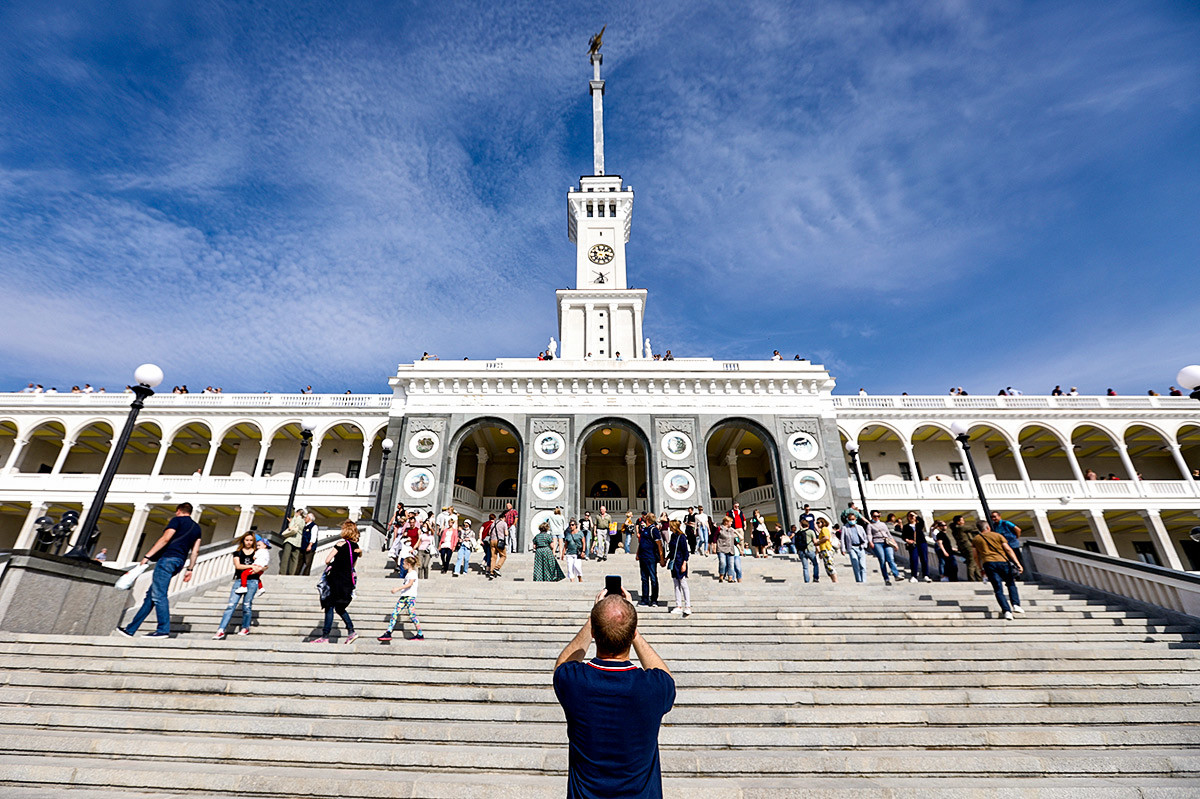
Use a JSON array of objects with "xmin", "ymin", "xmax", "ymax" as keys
[{"xmin": 0, "ymin": 550, "xmax": 126, "ymax": 635}]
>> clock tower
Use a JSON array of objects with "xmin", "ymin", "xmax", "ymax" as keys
[{"xmin": 556, "ymin": 46, "xmax": 647, "ymax": 360}]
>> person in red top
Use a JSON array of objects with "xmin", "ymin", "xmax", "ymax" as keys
[
  {"xmin": 480, "ymin": 515, "xmax": 495, "ymax": 574},
  {"xmin": 729, "ymin": 503, "xmax": 746, "ymax": 534}
]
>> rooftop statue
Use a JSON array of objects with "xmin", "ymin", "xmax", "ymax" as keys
[{"xmin": 588, "ymin": 25, "xmax": 605, "ymax": 56}]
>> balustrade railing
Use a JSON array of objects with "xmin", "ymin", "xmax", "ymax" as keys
[
  {"xmin": 157, "ymin": 529, "xmax": 345, "ymax": 600},
  {"xmin": 1024, "ymin": 541, "xmax": 1200, "ymax": 620},
  {"xmin": 0, "ymin": 472, "xmax": 380, "ymax": 499},
  {"xmin": 861, "ymin": 477, "xmax": 1200, "ymax": 501},
  {"xmin": 831, "ymin": 394, "xmax": 1194, "ymax": 411},
  {"xmin": 0, "ymin": 392, "xmax": 390, "ymax": 409}
]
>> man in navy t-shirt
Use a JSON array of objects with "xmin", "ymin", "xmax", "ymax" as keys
[
  {"xmin": 119, "ymin": 502, "xmax": 202, "ymax": 638},
  {"xmin": 554, "ymin": 589, "xmax": 676, "ymax": 799}
]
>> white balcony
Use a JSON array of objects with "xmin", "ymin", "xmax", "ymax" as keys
[
  {"xmin": 0, "ymin": 472, "xmax": 379, "ymax": 503},
  {"xmin": 860, "ymin": 478, "xmax": 1200, "ymax": 504}
]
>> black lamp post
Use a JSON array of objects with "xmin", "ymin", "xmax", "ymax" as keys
[
  {"xmin": 844, "ymin": 440, "xmax": 871, "ymax": 519},
  {"xmin": 65, "ymin": 364, "xmax": 163, "ymax": 560},
  {"xmin": 373, "ymin": 437, "xmax": 394, "ymax": 523},
  {"xmin": 951, "ymin": 421, "xmax": 993, "ymax": 522},
  {"xmin": 280, "ymin": 418, "xmax": 317, "ymax": 533}
]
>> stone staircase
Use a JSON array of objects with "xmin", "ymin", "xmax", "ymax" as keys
[{"xmin": 0, "ymin": 548, "xmax": 1198, "ymax": 797}]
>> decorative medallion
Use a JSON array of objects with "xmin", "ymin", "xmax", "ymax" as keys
[
  {"xmin": 786, "ymin": 432, "xmax": 819, "ymax": 462},
  {"xmin": 792, "ymin": 470, "xmax": 826, "ymax": 501},
  {"xmin": 408, "ymin": 430, "xmax": 440, "ymax": 459},
  {"xmin": 530, "ymin": 509, "xmax": 556, "ymax": 537},
  {"xmin": 403, "ymin": 468, "xmax": 435, "ymax": 499},
  {"xmin": 532, "ymin": 469, "xmax": 564, "ymax": 501},
  {"xmin": 663, "ymin": 469, "xmax": 695, "ymax": 500},
  {"xmin": 534, "ymin": 431, "xmax": 566, "ymax": 461},
  {"xmin": 660, "ymin": 431, "xmax": 692, "ymax": 461}
]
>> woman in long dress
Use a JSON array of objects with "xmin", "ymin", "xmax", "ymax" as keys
[{"xmin": 533, "ymin": 522, "xmax": 565, "ymax": 582}]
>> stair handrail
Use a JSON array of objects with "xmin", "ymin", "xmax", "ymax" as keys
[{"xmin": 1024, "ymin": 540, "xmax": 1200, "ymax": 626}]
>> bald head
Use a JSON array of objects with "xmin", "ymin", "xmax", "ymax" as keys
[{"xmin": 591, "ymin": 595, "xmax": 638, "ymax": 657}]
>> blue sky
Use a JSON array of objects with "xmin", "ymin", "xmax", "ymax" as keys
[{"xmin": 2, "ymin": 1, "xmax": 1197, "ymax": 395}]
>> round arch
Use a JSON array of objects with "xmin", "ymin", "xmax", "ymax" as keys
[
  {"xmin": 1072, "ymin": 423, "xmax": 1132, "ymax": 480},
  {"xmin": 16, "ymin": 420, "xmax": 67, "ymax": 474},
  {"xmin": 1123, "ymin": 424, "xmax": 1184, "ymax": 481},
  {"xmin": 702, "ymin": 417, "xmax": 786, "ymax": 527},
  {"xmin": 116, "ymin": 421, "xmax": 163, "ymax": 475},
  {"xmin": 578, "ymin": 417, "xmax": 654, "ymax": 517},
  {"xmin": 1017, "ymin": 423, "xmax": 1076, "ymax": 480},
  {"xmin": 446, "ymin": 416, "xmax": 525, "ymax": 531},
  {"xmin": 61, "ymin": 420, "xmax": 116, "ymax": 475}
]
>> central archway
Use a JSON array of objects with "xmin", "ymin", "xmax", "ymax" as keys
[
  {"xmin": 447, "ymin": 417, "xmax": 523, "ymax": 532},
  {"xmin": 704, "ymin": 418, "xmax": 786, "ymax": 527},
  {"xmin": 578, "ymin": 419, "xmax": 653, "ymax": 518}
]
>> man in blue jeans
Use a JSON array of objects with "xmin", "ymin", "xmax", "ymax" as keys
[
  {"xmin": 637, "ymin": 519, "xmax": 665, "ymax": 606},
  {"xmin": 118, "ymin": 502, "xmax": 203, "ymax": 638}
]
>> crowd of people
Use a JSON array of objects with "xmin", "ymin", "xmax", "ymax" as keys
[{"xmin": 112, "ymin": 492, "xmax": 1036, "ymax": 649}]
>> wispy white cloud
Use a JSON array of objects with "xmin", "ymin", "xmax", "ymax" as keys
[{"xmin": 0, "ymin": 1, "xmax": 1197, "ymax": 395}]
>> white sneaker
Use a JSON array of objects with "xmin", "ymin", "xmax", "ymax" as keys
[
  {"xmin": 923, "ymin": 576, "xmax": 932, "ymax": 582},
  {"xmin": 1003, "ymin": 611, "xmax": 1013, "ymax": 620},
  {"xmin": 1012, "ymin": 605, "xmax": 1025, "ymax": 614},
  {"xmin": 682, "ymin": 608, "xmax": 692, "ymax": 617},
  {"xmin": 234, "ymin": 586, "xmax": 247, "ymax": 595},
  {"xmin": 670, "ymin": 607, "xmax": 683, "ymax": 615},
  {"xmin": 909, "ymin": 577, "xmax": 917, "ymax": 583}
]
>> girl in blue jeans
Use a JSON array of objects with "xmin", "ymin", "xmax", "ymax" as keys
[{"xmin": 214, "ymin": 532, "xmax": 263, "ymax": 639}]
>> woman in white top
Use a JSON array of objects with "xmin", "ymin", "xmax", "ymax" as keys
[{"xmin": 378, "ymin": 556, "xmax": 423, "ymax": 641}]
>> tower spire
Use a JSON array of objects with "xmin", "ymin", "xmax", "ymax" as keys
[{"xmin": 588, "ymin": 29, "xmax": 606, "ymax": 176}]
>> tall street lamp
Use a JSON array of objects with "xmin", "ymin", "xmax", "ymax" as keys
[
  {"xmin": 844, "ymin": 440, "xmax": 870, "ymax": 519},
  {"xmin": 373, "ymin": 437, "xmax": 394, "ymax": 523},
  {"xmin": 951, "ymin": 421, "xmax": 992, "ymax": 521},
  {"xmin": 65, "ymin": 364, "xmax": 163, "ymax": 560},
  {"xmin": 280, "ymin": 418, "xmax": 318, "ymax": 533}
]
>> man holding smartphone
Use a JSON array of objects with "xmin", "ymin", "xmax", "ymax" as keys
[{"xmin": 554, "ymin": 587, "xmax": 675, "ymax": 798}]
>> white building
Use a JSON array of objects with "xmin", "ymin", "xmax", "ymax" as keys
[{"xmin": 2, "ymin": 49, "xmax": 1198, "ymax": 569}]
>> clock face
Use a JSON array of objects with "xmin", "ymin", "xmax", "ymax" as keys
[{"xmin": 588, "ymin": 243, "xmax": 614, "ymax": 265}]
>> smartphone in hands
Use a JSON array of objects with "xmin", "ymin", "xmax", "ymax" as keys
[{"xmin": 605, "ymin": 575, "xmax": 622, "ymax": 596}]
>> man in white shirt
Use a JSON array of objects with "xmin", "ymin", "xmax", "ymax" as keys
[{"xmin": 434, "ymin": 506, "xmax": 451, "ymax": 531}]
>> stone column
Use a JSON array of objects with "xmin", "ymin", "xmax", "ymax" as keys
[
  {"xmin": 902, "ymin": 442, "xmax": 923, "ymax": 498},
  {"xmin": 2, "ymin": 439, "xmax": 28, "ymax": 475},
  {"xmin": 1084, "ymin": 509, "xmax": 1119, "ymax": 558},
  {"xmin": 625, "ymin": 448, "xmax": 638, "ymax": 513},
  {"xmin": 476, "ymin": 449, "xmax": 489, "ymax": 497},
  {"xmin": 306, "ymin": 441, "xmax": 321, "ymax": 480},
  {"xmin": 1115, "ymin": 440, "xmax": 1139, "ymax": 482},
  {"xmin": 149, "ymin": 443, "xmax": 170, "ymax": 477},
  {"xmin": 49, "ymin": 438, "xmax": 76, "ymax": 475},
  {"xmin": 1031, "ymin": 508, "xmax": 1057, "ymax": 544},
  {"xmin": 725, "ymin": 448, "xmax": 740, "ymax": 504},
  {"xmin": 579, "ymin": 451, "xmax": 588, "ymax": 513},
  {"xmin": 200, "ymin": 441, "xmax": 220, "ymax": 477},
  {"xmin": 117, "ymin": 504, "xmax": 152, "ymax": 564},
  {"xmin": 234, "ymin": 504, "xmax": 257, "ymax": 534},
  {"xmin": 1063, "ymin": 443, "xmax": 1087, "ymax": 484},
  {"xmin": 1010, "ymin": 445, "xmax": 1033, "ymax": 486},
  {"xmin": 13, "ymin": 502, "xmax": 49, "ymax": 549},
  {"xmin": 253, "ymin": 441, "xmax": 271, "ymax": 477},
  {"xmin": 1166, "ymin": 442, "xmax": 1194, "ymax": 483},
  {"xmin": 1139, "ymin": 509, "xmax": 1183, "ymax": 570}
]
